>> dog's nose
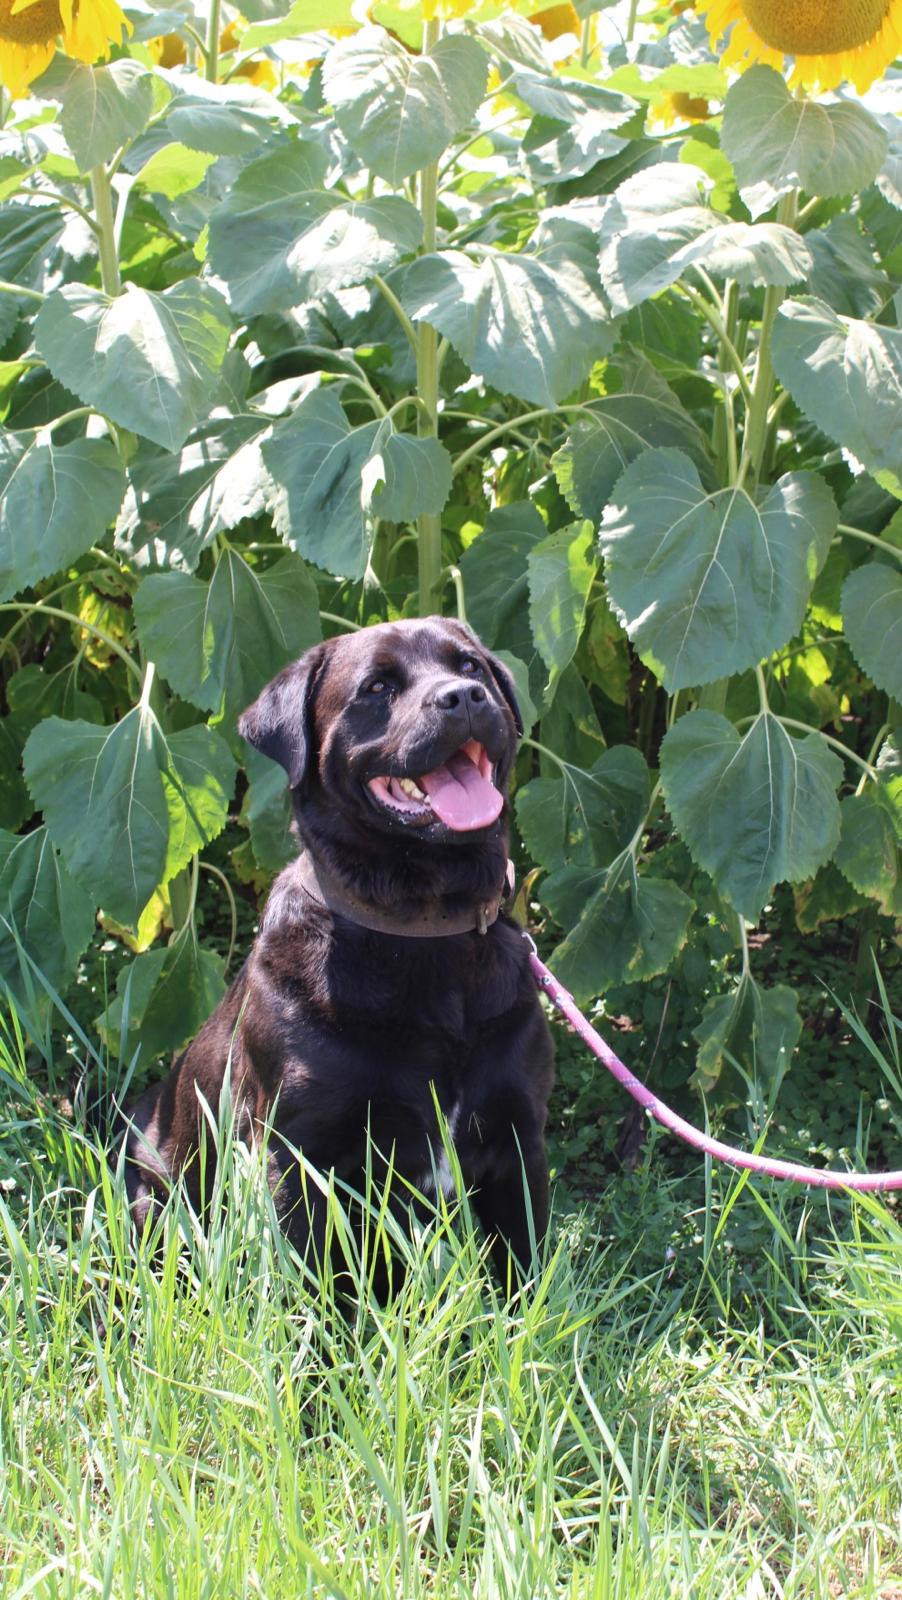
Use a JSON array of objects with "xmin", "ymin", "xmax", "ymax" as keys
[{"xmin": 435, "ymin": 680, "xmax": 487, "ymax": 712}]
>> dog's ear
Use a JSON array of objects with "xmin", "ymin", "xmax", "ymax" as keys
[
  {"xmin": 484, "ymin": 649, "xmax": 524, "ymax": 736},
  {"xmin": 239, "ymin": 643, "xmax": 329, "ymax": 790},
  {"xmin": 444, "ymin": 618, "xmax": 524, "ymax": 736}
]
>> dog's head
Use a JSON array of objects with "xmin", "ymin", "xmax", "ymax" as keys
[{"xmin": 239, "ymin": 617, "xmax": 522, "ymax": 848}]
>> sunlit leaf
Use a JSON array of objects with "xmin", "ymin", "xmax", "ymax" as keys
[
  {"xmin": 600, "ymin": 450, "xmax": 837, "ymax": 691},
  {"xmin": 35, "ymin": 280, "xmax": 232, "ymax": 452}
]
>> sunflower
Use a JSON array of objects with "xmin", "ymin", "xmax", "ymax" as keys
[
  {"xmin": 218, "ymin": 19, "xmax": 277, "ymax": 89},
  {"xmin": 696, "ymin": 0, "xmax": 902, "ymax": 93},
  {"xmin": 0, "ymin": 0, "xmax": 130, "ymax": 98},
  {"xmin": 651, "ymin": 89, "xmax": 713, "ymax": 126}
]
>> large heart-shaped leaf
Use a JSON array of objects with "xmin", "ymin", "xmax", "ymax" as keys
[
  {"xmin": 207, "ymin": 142, "xmax": 422, "ymax": 316},
  {"xmin": 693, "ymin": 975, "xmax": 801, "ymax": 1095},
  {"xmin": 842, "ymin": 562, "xmax": 902, "ymax": 702},
  {"xmin": 722, "ymin": 66, "xmax": 887, "ymax": 218},
  {"xmin": 322, "ymin": 26, "xmax": 487, "ymax": 185},
  {"xmin": 515, "ymin": 72, "xmax": 638, "ymax": 183},
  {"xmin": 51, "ymin": 58, "xmax": 155, "ymax": 173},
  {"xmin": 402, "ymin": 235, "xmax": 613, "ymax": 407},
  {"xmin": 544, "ymin": 857, "xmax": 693, "ymax": 1003},
  {"xmin": 134, "ymin": 549, "xmax": 321, "ymax": 729},
  {"xmin": 0, "ymin": 825, "xmax": 96, "ymax": 1015},
  {"xmin": 772, "ymin": 298, "xmax": 902, "ymax": 500},
  {"xmin": 97, "ymin": 922, "xmax": 225, "ymax": 1062},
  {"xmin": 516, "ymin": 745, "xmax": 650, "ymax": 872},
  {"xmin": 527, "ymin": 521, "xmax": 595, "ymax": 688},
  {"xmin": 155, "ymin": 73, "xmax": 289, "ymax": 156},
  {"xmin": 599, "ymin": 450, "xmax": 837, "ymax": 691},
  {"xmin": 263, "ymin": 389, "xmax": 451, "ymax": 579},
  {"xmin": 35, "ymin": 280, "xmax": 232, "ymax": 453},
  {"xmin": 116, "ymin": 415, "xmax": 273, "ymax": 574},
  {"xmin": 0, "ymin": 430, "xmax": 125, "ymax": 602},
  {"xmin": 23, "ymin": 711, "xmax": 237, "ymax": 927},
  {"xmin": 598, "ymin": 164, "xmax": 811, "ymax": 312},
  {"xmin": 660, "ymin": 709, "xmax": 843, "ymax": 922},
  {"xmin": 834, "ymin": 788, "xmax": 902, "ymax": 917},
  {"xmin": 458, "ymin": 501, "xmax": 549, "ymax": 704},
  {"xmin": 552, "ymin": 354, "xmax": 709, "ymax": 523}
]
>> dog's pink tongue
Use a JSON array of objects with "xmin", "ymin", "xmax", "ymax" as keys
[{"xmin": 420, "ymin": 750, "xmax": 503, "ymax": 831}]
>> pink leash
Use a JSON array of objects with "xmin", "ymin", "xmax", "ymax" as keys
[{"xmin": 528, "ymin": 947, "xmax": 902, "ymax": 1192}]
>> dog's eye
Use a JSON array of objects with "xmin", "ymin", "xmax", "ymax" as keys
[
  {"xmin": 459, "ymin": 657, "xmax": 483, "ymax": 677},
  {"xmin": 366, "ymin": 678, "xmax": 389, "ymax": 695}
]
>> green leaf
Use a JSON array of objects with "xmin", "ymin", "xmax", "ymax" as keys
[
  {"xmin": 458, "ymin": 501, "xmax": 548, "ymax": 704},
  {"xmin": 598, "ymin": 164, "xmax": 812, "ymax": 311},
  {"xmin": 693, "ymin": 976, "xmax": 801, "ymax": 1096},
  {"xmin": 527, "ymin": 521, "xmax": 595, "ymax": 688},
  {"xmin": 360, "ymin": 426, "xmax": 451, "ymax": 523},
  {"xmin": 516, "ymin": 72, "xmax": 638, "ymax": 183},
  {"xmin": 23, "ymin": 711, "xmax": 236, "ymax": 927},
  {"xmin": 35, "ymin": 280, "xmax": 232, "ymax": 453},
  {"xmin": 6, "ymin": 664, "xmax": 103, "ymax": 729},
  {"xmin": 516, "ymin": 745, "xmax": 649, "ymax": 872},
  {"xmin": 0, "ymin": 826, "xmax": 96, "ymax": 1018},
  {"xmin": 134, "ymin": 142, "xmax": 217, "ymax": 200},
  {"xmin": 539, "ymin": 665, "xmax": 605, "ymax": 771},
  {"xmin": 834, "ymin": 789, "xmax": 902, "ymax": 917},
  {"xmin": 0, "ymin": 430, "xmax": 125, "ymax": 603},
  {"xmin": 243, "ymin": 745, "xmax": 294, "ymax": 875},
  {"xmin": 402, "ymin": 234, "xmax": 613, "ymax": 407},
  {"xmin": 545, "ymin": 859, "xmax": 693, "ymax": 1003},
  {"xmin": 243, "ymin": 0, "xmax": 356, "ymax": 47},
  {"xmin": 721, "ymin": 66, "xmax": 887, "ymax": 219},
  {"xmin": 52, "ymin": 59, "xmax": 155, "ymax": 174},
  {"xmin": 115, "ymin": 414, "xmax": 272, "ymax": 573},
  {"xmin": 551, "ymin": 354, "xmax": 709, "ymax": 523},
  {"xmin": 660, "ymin": 709, "xmax": 843, "ymax": 922},
  {"xmin": 794, "ymin": 861, "xmax": 867, "ymax": 932},
  {"xmin": 133, "ymin": 549, "xmax": 321, "ymax": 730},
  {"xmin": 158, "ymin": 75, "xmax": 287, "ymax": 156},
  {"xmin": 842, "ymin": 563, "xmax": 902, "ymax": 702},
  {"xmin": 600, "ymin": 450, "xmax": 837, "ymax": 691},
  {"xmin": 0, "ymin": 720, "xmax": 29, "ymax": 832},
  {"xmin": 0, "ymin": 204, "xmax": 65, "ymax": 295},
  {"xmin": 772, "ymin": 299, "xmax": 902, "ymax": 500},
  {"xmin": 97, "ymin": 923, "xmax": 225, "ymax": 1062},
  {"xmin": 805, "ymin": 213, "xmax": 891, "ymax": 320},
  {"xmin": 263, "ymin": 389, "xmax": 450, "ymax": 579},
  {"xmin": 207, "ymin": 143, "xmax": 421, "ymax": 316},
  {"xmin": 322, "ymin": 26, "xmax": 487, "ymax": 186}
]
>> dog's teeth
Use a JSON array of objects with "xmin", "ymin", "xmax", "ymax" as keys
[{"xmin": 400, "ymin": 777, "xmax": 428, "ymax": 802}]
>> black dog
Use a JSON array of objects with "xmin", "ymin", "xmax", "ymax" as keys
[{"xmin": 124, "ymin": 617, "xmax": 554, "ymax": 1284}]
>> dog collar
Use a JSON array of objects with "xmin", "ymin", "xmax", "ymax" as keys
[{"xmin": 296, "ymin": 852, "xmax": 510, "ymax": 938}]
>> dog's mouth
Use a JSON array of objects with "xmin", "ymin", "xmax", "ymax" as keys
[{"xmin": 367, "ymin": 740, "xmax": 503, "ymax": 832}]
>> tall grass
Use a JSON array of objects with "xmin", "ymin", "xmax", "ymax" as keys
[{"xmin": 1, "ymin": 993, "xmax": 901, "ymax": 1599}]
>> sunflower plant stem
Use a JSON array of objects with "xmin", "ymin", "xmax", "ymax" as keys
[
  {"xmin": 740, "ymin": 192, "xmax": 797, "ymax": 487},
  {"xmin": 90, "ymin": 166, "xmax": 121, "ymax": 297},
  {"xmin": 205, "ymin": 0, "xmax": 222, "ymax": 81},
  {"xmin": 0, "ymin": 602, "xmax": 141, "ymax": 683},
  {"xmin": 0, "ymin": 279, "xmax": 43, "ymax": 301},
  {"xmin": 415, "ymin": 15, "xmax": 442, "ymax": 617}
]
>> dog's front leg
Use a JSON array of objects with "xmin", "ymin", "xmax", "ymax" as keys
[{"xmin": 463, "ymin": 1088, "xmax": 550, "ymax": 1288}]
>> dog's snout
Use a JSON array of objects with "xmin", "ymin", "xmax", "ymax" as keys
[{"xmin": 435, "ymin": 680, "xmax": 487, "ymax": 712}]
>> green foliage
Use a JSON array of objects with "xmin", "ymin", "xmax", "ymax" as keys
[
  {"xmin": 0, "ymin": 1, "xmax": 899, "ymax": 1089},
  {"xmin": 660, "ymin": 710, "xmax": 843, "ymax": 922},
  {"xmin": 721, "ymin": 67, "xmax": 888, "ymax": 216}
]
